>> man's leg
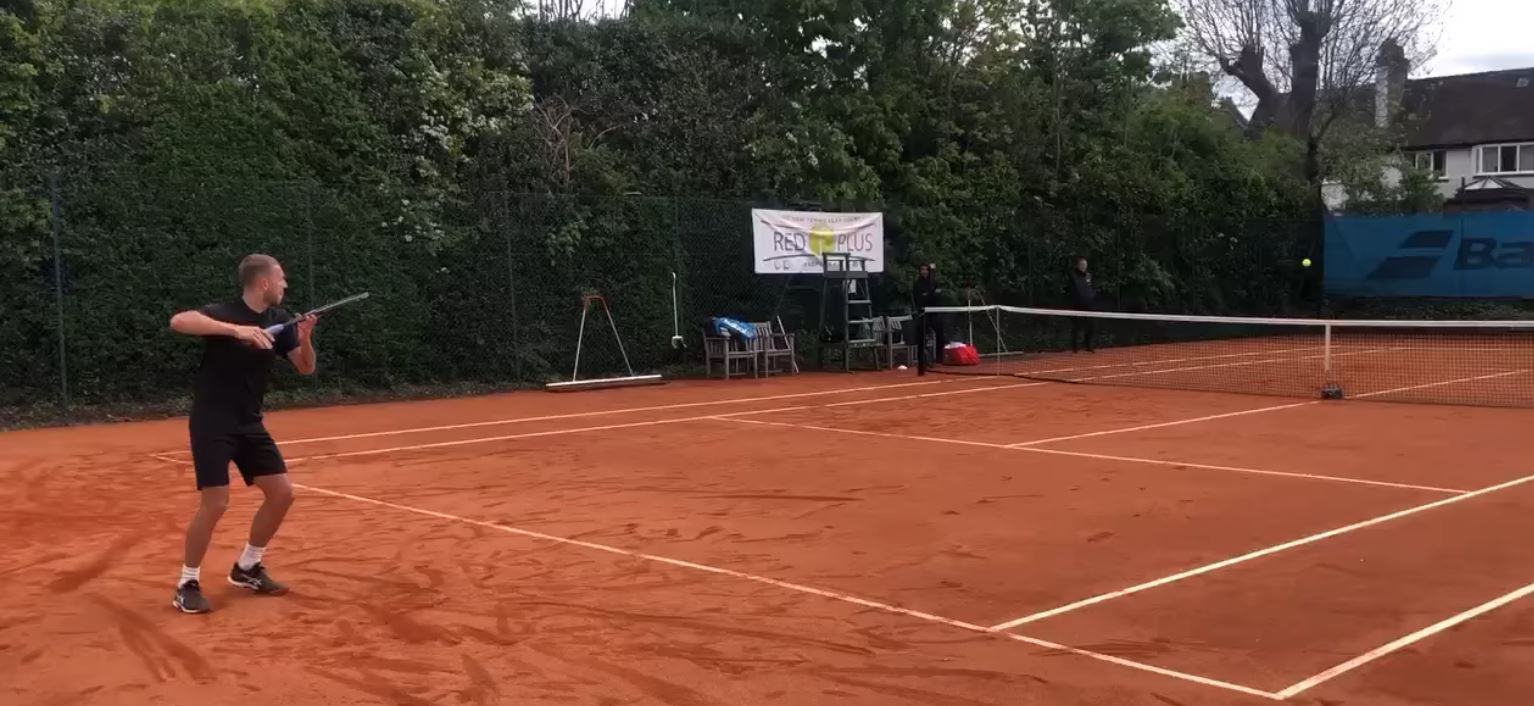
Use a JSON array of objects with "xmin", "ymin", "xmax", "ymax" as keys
[
  {"xmin": 1071, "ymin": 317, "xmax": 1082, "ymax": 352},
  {"xmin": 1083, "ymin": 317, "xmax": 1095, "ymax": 352},
  {"xmin": 177, "ymin": 430, "xmax": 233, "ymax": 614},
  {"xmin": 246, "ymin": 473, "xmax": 294, "ymax": 557},
  {"xmin": 228, "ymin": 428, "xmax": 293, "ymax": 595},
  {"xmin": 916, "ymin": 309, "xmax": 929, "ymax": 375},
  {"xmin": 184, "ymin": 487, "xmax": 231, "ymax": 570}
]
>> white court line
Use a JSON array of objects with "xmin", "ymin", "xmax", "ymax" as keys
[
  {"xmin": 150, "ymin": 377, "xmax": 985, "ymax": 454},
  {"xmin": 1007, "ymin": 401, "xmax": 1317, "ymax": 448},
  {"xmin": 1007, "ymin": 369, "xmax": 1529, "ymax": 450},
  {"xmin": 1351, "ymin": 369, "xmax": 1530, "ymax": 399},
  {"xmin": 285, "ymin": 405, "xmax": 815, "ymax": 463},
  {"xmin": 269, "ymin": 380, "xmax": 1055, "ymax": 463},
  {"xmin": 997, "ymin": 345, "xmax": 1323, "ymax": 377},
  {"xmin": 1077, "ymin": 346, "xmax": 1399, "ymax": 384},
  {"xmin": 274, "ymin": 479, "xmax": 1281, "ymax": 701},
  {"xmin": 150, "ymin": 343, "xmax": 1364, "ymax": 456},
  {"xmin": 997, "ymin": 632, "xmax": 1281, "ymax": 700},
  {"xmin": 1009, "ymin": 446, "xmax": 1466, "ymax": 495},
  {"xmin": 1276, "ymin": 580, "xmax": 1534, "ymax": 699},
  {"xmin": 717, "ymin": 417, "xmax": 1463, "ymax": 494},
  {"xmin": 824, "ymin": 380, "xmax": 1046, "ymax": 407},
  {"xmin": 986, "ymin": 471, "xmax": 1534, "ymax": 632}
]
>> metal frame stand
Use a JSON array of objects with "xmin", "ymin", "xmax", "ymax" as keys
[{"xmin": 545, "ymin": 291, "xmax": 665, "ymax": 392}]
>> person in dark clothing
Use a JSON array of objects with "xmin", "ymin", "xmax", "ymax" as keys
[
  {"xmin": 913, "ymin": 263, "xmax": 947, "ymax": 373},
  {"xmin": 1068, "ymin": 256, "xmax": 1096, "ymax": 353},
  {"xmin": 167, "ymin": 254, "xmax": 320, "ymax": 614}
]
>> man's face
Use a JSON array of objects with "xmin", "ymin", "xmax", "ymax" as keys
[
  {"xmin": 1076, "ymin": 259, "xmax": 1088, "ymax": 273},
  {"xmin": 256, "ymin": 264, "xmax": 288, "ymax": 306},
  {"xmin": 919, "ymin": 265, "xmax": 931, "ymax": 278}
]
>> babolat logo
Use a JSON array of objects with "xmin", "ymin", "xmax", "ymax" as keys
[{"xmin": 1367, "ymin": 229, "xmax": 1534, "ymax": 280}]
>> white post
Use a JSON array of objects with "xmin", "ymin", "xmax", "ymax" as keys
[
  {"xmin": 1323, "ymin": 324, "xmax": 1333, "ymax": 377},
  {"xmin": 967, "ymin": 289, "xmax": 976, "ymax": 346},
  {"xmin": 992, "ymin": 304, "xmax": 1003, "ymax": 373}
]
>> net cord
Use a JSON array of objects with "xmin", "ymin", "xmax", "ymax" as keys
[{"xmin": 923, "ymin": 305, "xmax": 1534, "ymax": 331}]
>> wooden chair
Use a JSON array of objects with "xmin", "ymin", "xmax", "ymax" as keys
[
  {"xmin": 703, "ymin": 324, "xmax": 759, "ymax": 379},
  {"xmin": 753, "ymin": 321, "xmax": 799, "ymax": 375},
  {"xmin": 882, "ymin": 315, "xmax": 917, "ymax": 369}
]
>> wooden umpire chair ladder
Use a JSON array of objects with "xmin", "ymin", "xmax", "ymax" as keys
[{"xmin": 818, "ymin": 252, "xmax": 881, "ymax": 371}]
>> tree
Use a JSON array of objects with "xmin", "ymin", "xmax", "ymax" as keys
[{"xmin": 1178, "ymin": 0, "xmax": 1440, "ymax": 184}]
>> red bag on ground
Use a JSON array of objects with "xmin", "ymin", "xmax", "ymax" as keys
[{"xmin": 943, "ymin": 343, "xmax": 981, "ymax": 366}]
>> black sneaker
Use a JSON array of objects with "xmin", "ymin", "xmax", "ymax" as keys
[
  {"xmin": 173, "ymin": 580, "xmax": 212, "ymax": 614},
  {"xmin": 228, "ymin": 563, "xmax": 289, "ymax": 595}
]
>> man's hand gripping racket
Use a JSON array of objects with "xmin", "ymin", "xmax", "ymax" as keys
[{"xmin": 264, "ymin": 292, "xmax": 371, "ymax": 337}]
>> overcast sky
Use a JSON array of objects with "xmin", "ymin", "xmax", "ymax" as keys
[
  {"xmin": 590, "ymin": 1, "xmax": 1530, "ymax": 76},
  {"xmin": 1424, "ymin": 0, "xmax": 1534, "ymax": 76}
]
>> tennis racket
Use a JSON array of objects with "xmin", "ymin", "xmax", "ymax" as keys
[{"xmin": 263, "ymin": 292, "xmax": 370, "ymax": 336}]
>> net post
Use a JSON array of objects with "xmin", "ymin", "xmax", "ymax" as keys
[
  {"xmin": 1323, "ymin": 323, "xmax": 1332, "ymax": 376},
  {"xmin": 991, "ymin": 303, "xmax": 1002, "ymax": 375},
  {"xmin": 967, "ymin": 288, "xmax": 976, "ymax": 346}
]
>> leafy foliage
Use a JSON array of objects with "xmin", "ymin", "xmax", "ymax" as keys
[{"xmin": 1, "ymin": 0, "xmax": 1322, "ymax": 422}]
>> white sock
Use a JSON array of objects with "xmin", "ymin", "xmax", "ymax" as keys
[
  {"xmin": 237, "ymin": 544, "xmax": 267, "ymax": 571},
  {"xmin": 179, "ymin": 565, "xmax": 200, "ymax": 587}
]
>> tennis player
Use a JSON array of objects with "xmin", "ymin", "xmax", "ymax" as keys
[{"xmin": 168, "ymin": 254, "xmax": 317, "ymax": 614}]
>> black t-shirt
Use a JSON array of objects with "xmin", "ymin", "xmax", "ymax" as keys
[
  {"xmin": 913, "ymin": 275, "xmax": 941, "ymax": 309},
  {"xmin": 190, "ymin": 299, "xmax": 299, "ymax": 427},
  {"xmin": 1069, "ymin": 270, "xmax": 1096, "ymax": 309}
]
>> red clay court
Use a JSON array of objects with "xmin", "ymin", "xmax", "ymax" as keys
[{"xmin": 5, "ymin": 345, "xmax": 1534, "ymax": 705}]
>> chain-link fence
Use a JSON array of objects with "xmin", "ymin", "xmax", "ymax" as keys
[{"xmin": 0, "ymin": 170, "xmax": 1319, "ymax": 427}]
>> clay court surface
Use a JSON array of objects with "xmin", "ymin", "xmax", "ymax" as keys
[{"xmin": 5, "ymin": 366, "xmax": 1534, "ymax": 706}]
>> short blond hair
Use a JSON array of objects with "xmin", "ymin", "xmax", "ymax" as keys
[{"xmin": 239, "ymin": 254, "xmax": 280, "ymax": 287}]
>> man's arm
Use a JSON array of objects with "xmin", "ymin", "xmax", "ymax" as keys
[
  {"xmin": 286, "ymin": 316, "xmax": 318, "ymax": 375},
  {"xmin": 170, "ymin": 309, "xmax": 238, "ymax": 337},
  {"xmin": 170, "ymin": 308, "xmax": 273, "ymax": 349}
]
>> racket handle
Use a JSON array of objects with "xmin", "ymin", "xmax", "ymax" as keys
[{"xmin": 263, "ymin": 323, "xmax": 286, "ymax": 336}]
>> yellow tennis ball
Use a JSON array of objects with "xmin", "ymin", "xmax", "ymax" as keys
[{"xmin": 1302, "ymin": 258, "xmax": 1312, "ymax": 268}]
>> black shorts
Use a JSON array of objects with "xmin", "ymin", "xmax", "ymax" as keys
[{"xmin": 189, "ymin": 421, "xmax": 288, "ymax": 490}]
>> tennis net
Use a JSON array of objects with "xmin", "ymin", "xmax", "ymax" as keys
[{"xmin": 919, "ymin": 305, "xmax": 1534, "ymax": 408}]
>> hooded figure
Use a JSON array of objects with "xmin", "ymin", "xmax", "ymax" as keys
[
  {"xmin": 913, "ymin": 263, "xmax": 947, "ymax": 372},
  {"xmin": 1067, "ymin": 256, "xmax": 1095, "ymax": 353}
]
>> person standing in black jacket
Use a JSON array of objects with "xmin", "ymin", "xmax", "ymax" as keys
[
  {"xmin": 913, "ymin": 263, "xmax": 947, "ymax": 373},
  {"xmin": 1068, "ymin": 256, "xmax": 1096, "ymax": 353}
]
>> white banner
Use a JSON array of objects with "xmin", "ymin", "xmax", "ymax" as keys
[{"xmin": 751, "ymin": 209, "xmax": 885, "ymax": 274}]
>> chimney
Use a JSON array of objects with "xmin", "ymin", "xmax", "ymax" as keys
[{"xmin": 1375, "ymin": 39, "xmax": 1409, "ymax": 128}]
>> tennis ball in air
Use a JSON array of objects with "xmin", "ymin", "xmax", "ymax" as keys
[{"xmin": 1302, "ymin": 258, "xmax": 1313, "ymax": 268}]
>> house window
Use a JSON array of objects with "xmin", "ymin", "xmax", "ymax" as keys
[
  {"xmin": 1412, "ymin": 150, "xmax": 1447, "ymax": 178},
  {"xmin": 1477, "ymin": 143, "xmax": 1534, "ymax": 174}
]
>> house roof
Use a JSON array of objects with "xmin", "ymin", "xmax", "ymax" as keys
[
  {"xmin": 1445, "ymin": 175, "xmax": 1534, "ymax": 211},
  {"xmin": 1245, "ymin": 67, "xmax": 1534, "ymax": 149},
  {"xmin": 1401, "ymin": 68, "xmax": 1534, "ymax": 148}
]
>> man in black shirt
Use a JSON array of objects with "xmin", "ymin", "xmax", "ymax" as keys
[
  {"xmin": 168, "ymin": 254, "xmax": 318, "ymax": 614},
  {"xmin": 1068, "ymin": 255, "xmax": 1096, "ymax": 353},
  {"xmin": 913, "ymin": 263, "xmax": 947, "ymax": 374}
]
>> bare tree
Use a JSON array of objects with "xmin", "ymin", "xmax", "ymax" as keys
[
  {"xmin": 533, "ymin": 0, "xmax": 624, "ymax": 22},
  {"xmin": 1179, "ymin": 0, "xmax": 1440, "ymax": 183}
]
